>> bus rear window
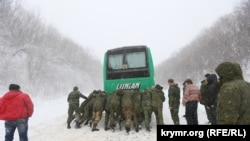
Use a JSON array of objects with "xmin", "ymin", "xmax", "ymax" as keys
[{"xmin": 108, "ymin": 51, "xmax": 146, "ymax": 70}]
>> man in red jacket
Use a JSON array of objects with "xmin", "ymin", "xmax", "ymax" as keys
[
  {"xmin": 182, "ymin": 79, "xmax": 201, "ymax": 125},
  {"xmin": 0, "ymin": 84, "xmax": 34, "ymax": 141}
]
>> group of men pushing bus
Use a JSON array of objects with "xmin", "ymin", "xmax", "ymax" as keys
[{"xmin": 66, "ymin": 84, "xmax": 165, "ymax": 133}]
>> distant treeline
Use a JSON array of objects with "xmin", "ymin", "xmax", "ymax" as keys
[
  {"xmin": 0, "ymin": 0, "xmax": 102, "ymax": 98},
  {"xmin": 156, "ymin": 0, "xmax": 250, "ymax": 85}
]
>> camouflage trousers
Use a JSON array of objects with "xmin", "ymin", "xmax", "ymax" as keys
[
  {"xmin": 143, "ymin": 106, "xmax": 152, "ymax": 128},
  {"xmin": 104, "ymin": 109, "xmax": 110, "ymax": 129},
  {"xmin": 92, "ymin": 111, "xmax": 102, "ymax": 125},
  {"xmin": 110, "ymin": 106, "xmax": 122, "ymax": 129},
  {"xmin": 67, "ymin": 103, "xmax": 80, "ymax": 124},
  {"xmin": 152, "ymin": 106, "xmax": 164, "ymax": 125},
  {"xmin": 79, "ymin": 107, "xmax": 92, "ymax": 125},
  {"xmin": 122, "ymin": 107, "xmax": 133, "ymax": 128},
  {"xmin": 170, "ymin": 106, "xmax": 180, "ymax": 125},
  {"xmin": 133, "ymin": 108, "xmax": 143, "ymax": 127}
]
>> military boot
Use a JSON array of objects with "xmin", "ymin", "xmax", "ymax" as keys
[
  {"xmin": 89, "ymin": 120, "xmax": 92, "ymax": 127},
  {"xmin": 67, "ymin": 122, "xmax": 71, "ymax": 129},
  {"xmin": 138, "ymin": 124, "xmax": 142, "ymax": 130},
  {"xmin": 111, "ymin": 125, "xmax": 115, "ymax": 132},
  {"xmin": 92, "ymin": 123, "xmax": 99, "ymax": 132},
  {"xmin": 84, "ymin": 120, "xmax": 89, "ymax": 125},
  {"xmin": 75, "ymin": 121, "xmax": 81, "ymax": 129},
  {"xmin": 125, "ymin": 127, "xmax": 130, "ymax": 133},
  {"xmin": 146, "ymin": 126, "xmax": 151, "ymax": 132},
  {"xmin": 135, "ymin": 125, "xmax": 139, "ymax": 132},
  {"xmin": 104, "ymin": 126, "xmax": 110, "ymax": 131}
]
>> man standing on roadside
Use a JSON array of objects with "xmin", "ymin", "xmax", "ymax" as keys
[
  {"xmin": 215, "ymin": 62, "xmax": 250, "ymax": 124},
  {"xmin": 0, "ymin": 84, "xmax": 34, "ymax": 141},
  {"xmin": 151, "ymin": 84, "xmax": 165, "ymax": 125},
  {"xmin": 67, "ymin": 86, "xmax": 88, "ymax": 129},
  {"xmin": 182, "ymin": 79, "xmax": 201, "ymax": 125},
  {"xmin": 168, "ymin": 79, "xmax": 180, "ymax": 125},
  {"xmin": 200, "ymin": 73, "xmax": 212, "ymax": 124}
]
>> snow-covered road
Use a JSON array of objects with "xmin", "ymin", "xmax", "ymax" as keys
[{"xmin": 0, "ymin": 93, "xmax": 208, "ymax": 141}]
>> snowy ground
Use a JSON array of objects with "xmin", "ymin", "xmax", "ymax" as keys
[{"xmin": 0, "ymin": 91, "xmax": 208, "ymax": 141}]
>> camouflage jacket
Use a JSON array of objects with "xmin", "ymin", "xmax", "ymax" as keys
[
  {"xmin": 141, "ymin": 89, "xmax": 152, "ymax": 107},
  {"xmin": 168, "ymin": 83, "xmax": 180, "ymax": 108},
  {"xmin": 132, "ymin": 90, "xmax": 142, "ymax": 110},
  {"xmin": 93, "ymin": 91, "xmax": 106, "ymax": 111},
  {"xmin": 216, "ymin": 62, "xmax": 250, "ymax": 124},
  {"xmin": 67, "ymin": 90, "xmax": 87, "ymax": 104},
  {"xmin": 151, "ymin": 87, "xmax": 165, "ymax": 108},
  {"xmin": 121, "ymin": 90, "xmax": 133, "ymax": 108}
]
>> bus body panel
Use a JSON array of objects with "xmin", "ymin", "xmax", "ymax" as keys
[{"xmin": 103, "ymin": 45, "xmax": 155, "ymax": 94}]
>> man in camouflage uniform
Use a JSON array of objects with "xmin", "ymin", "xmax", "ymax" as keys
[
  {"xmin": 109, "ymin": 89, "xmax": 123, "ymax": 132},
  {"xmin": 79, "ymin": 97, "xmax": 89, "ymax": 123},
  {"xmin": 92, "ymin": 90, "xmax": 107, "ymax": 131},
  {"xmin": 151, "ymin": 84, "xmax": 165, "ymax": 125},
  {"xmin": 167, "ymin": 79, "xmax": 180, "ymax": 125},
  {"xmin": 67, "ymin": 86, "xmax": 88, "ymax": 129},
  {"xmin": 121, "ymin": 89, "xmax": 134, "ymax": 133},
  {"xmin": 141, "ymin": 88, "xmax": 153, "ymax": 131},
  {"xmin": 215, "ymin": 62, "xmax": 250, "ymax": 124},
  {"xmin": 78, "ymin": 90, "xmax": 98, "ymax": 126},
  {"xmin": 132, "ymin": 89, "xmax": 142, "ymax": 132},
  {"xmin": 104, "ymin": 93, "xmax": 111, "ymax": 131}
]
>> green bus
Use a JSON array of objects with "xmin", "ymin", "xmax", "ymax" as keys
[{"xmin": 103, "ymin": 45, "xmax": 155, "ymax": 94}]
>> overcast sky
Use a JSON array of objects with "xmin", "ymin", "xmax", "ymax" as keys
[{"xmin": 23, "ymin": 0, "xmax": 240, "ymax": 65}]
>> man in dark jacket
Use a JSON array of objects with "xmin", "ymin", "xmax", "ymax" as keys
[
  {"xmin": 0, "ymin": 84, "xmax": 34, "ymax": 141},
  {"xmin": 215, "ymin": 62, "xmax": 250, "ymax": 124},
  {"xmin": 200, "ymin": 73, "xmax": 212, "ymax": 124},
  {"xmin": 67, "ymin": 86, "xmax": 88, "ymax": 129},
  {"xmin": 168, "ymin": 79, "xmax": 180, "ymax": 125},
  {"xmin": 206, "ymin": 74, "xmax": 219, "ymax": 125}
]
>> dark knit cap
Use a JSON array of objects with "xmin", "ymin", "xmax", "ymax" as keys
[
  {"xmin": 184, "ymin": 79, "xmax": 193, "ymax": 84},
  {"xmin": 73, "ymin": 86, "xmax": 78, "ymax": 90},
  {"xmin": 205, "ymin": 73, "xmax": 210, "ymax": 77},
  {"xmin": 9, "ymin": 84, "xmax": 20, "ymax": 91}
]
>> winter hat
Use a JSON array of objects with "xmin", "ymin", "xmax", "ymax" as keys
[
  {"xmin": 9, "ymin": 84, "xmax": 20, "ymax": 91},
  {"xmin": 73, "ymin": 86, "xmax": 78, "ymax": 91},
  {"xmin": 215, "ymin": 62, "xmax": 243, "ymax": 84},
  {"xmin": 184, "ymin": 79, "xmax": 193, "ymax": 84},
  {"xmin": 205, "ymin": 73, "xmax": 210, "ymax": 78},
  {"xmin": 155, "ymin": 84, "xmax": 163, "ymax": 90}
]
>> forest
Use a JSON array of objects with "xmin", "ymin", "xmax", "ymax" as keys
[
  {"xmin": 0, "ymin": 0, "xmax": 249, "ymax": 97},
  {"xmin": 156, "ymin": 0, "xmax": 250, "ymax": 85},
  {"xmin": 0, "ymin": 0, "xmax": 102, "ymax": 98}
]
